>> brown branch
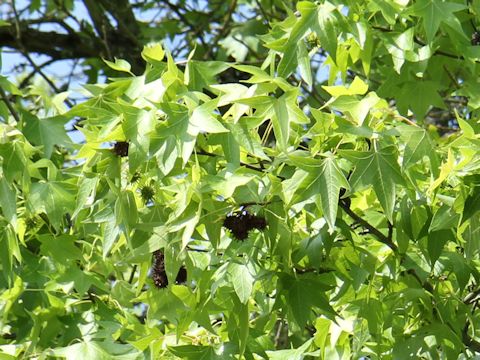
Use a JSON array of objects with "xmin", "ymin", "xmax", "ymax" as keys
[
  {"xmin": 18, "ymin": 58, "xmax": 59, "ymax": 89},
  {"xmin": 254, "ymin": 0, "xmax": 272, "ymax": 28},
  {"xmin": 196, "ymin": 149, "xmax": 274, "ymax": 175},
  {"xmin": 128, "ymin": 265, "xmax": 137, "ymax": 284},
  {"xmin": 338, "ymin": 199, "xmax": 398, "ymax": 252},
  {"xmin": 98, "ymin": 0, "xmax": 141, "ymax": 45},
  {"xmin": 0, "ymin": 86, "xmax": 21, "ymax": 124},
  {"xmin": 0, "ymin": 23, "xmax": 102, "ymax": 59},
  {"xmin": 163, "ymin": 1, "xmax": 209, "ymax": 50},
  {"xmin": 204, "ymin": 0, "xmax": 237, "ymax": 60},
  {"xmin": 82, "ymin": 0, "xmax": 113, "ymax": 39},
  {"xmin": 387, "ymin": 221, "xmax": 393, "ymax": 242},
  {"xmin": 11, "ymin": 2, "xmax": 74, "ymax": 107}
]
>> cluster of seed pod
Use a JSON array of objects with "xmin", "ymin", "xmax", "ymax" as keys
[
  {"xmin": 222, "ymin": 210, "xmax": 267, "ymax": 240},
  {"xmin": 151, "ymin": 250, "xmax": 187, "ymax": 289}
]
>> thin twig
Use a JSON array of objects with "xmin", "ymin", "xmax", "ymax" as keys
[
  {"xmin": 204, "ymin": 0, "xmax": 237, "ymax": 60},
  {"xmin": 338, "ymin": 199, "xmax": 398, "ymax": 252},
  {"xmin": 128, "ymin": 265, "xmax": 137, "ymax": 284},
  {"xmin": 443, "ymin": 65, "xmax": 460, "ymax": 89},
  {"xmin": 18, "ymin": 58, "xmax": 58, "ymax": 89},
  {"xmin": 0, "ymin": 86, "xmax": 21, "ymax": 123},
  {"xmin": 11, "ymin": 0, "xmax": 74, "ymax": 107},
  {"xmin": 196, "ymin": 149, "xmax": 274, "ymax": 175},
  {"xmin": 254, "ymin": 0, "xmax": 274, "ymax": 27}
]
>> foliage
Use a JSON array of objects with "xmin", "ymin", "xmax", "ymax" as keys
[{"xmin": 1, "ymin": 0, "xmax": 480, "ymax": 359}]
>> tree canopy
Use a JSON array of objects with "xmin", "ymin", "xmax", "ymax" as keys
[{"xmin": 1, "ymin": 0, "xmax": 480, "ymax": 359}]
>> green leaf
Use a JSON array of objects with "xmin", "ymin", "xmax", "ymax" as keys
[
  {"xmin": 368, "ymin": 0, "xmax": 400, "ymax": 25},
  {"xmin": 121, "ymin": 107, "xmax": 154, "ymax": 171},
  {"xmin": 29, "ymin": 181, "xmax": 76, "ymax": 229},
  {"xmin": 22, "ymin": 114, "xmax": 71, "ymax": 158},
  {"xmin": 328, "ymin": 92, "xmax": 384, "ymax": 125},
  {"xmin": 72, "ymin": 176, "xmax": 98, "ymax": 219},
  {"xmin": 103, "ymin": 58, "xmax": 133, "ymax": 74},
  {"xmin": 103, "ymin": 214, "xmax": 120, "ymax": 258},
  {"xmin": 155, "ymin": 136, "xmax": 179, "ymax": 176},
  {"xmin": 273, "ymin": 97, "xmax": 290, "ymax": 150},
  {"xmin": 168, "ymin": 345, "xmax": 220, "ymax": 360},
  {"xmin": 232, "ymin": 298, "xmax": 249, "ymax": 358},
  {"xmin": 39, "ymin": 234, "xmax": 82, "ymax": 263},
  {"xmin": 464, "ymin": 214, "xmax": 480, "ymax": 260},
  {"xmin": 214, "ymin": 132, "xmax": 240, "ymax": 166},
  {"xmin": 0, "ymin": 76, "xmax": 22, "ymax": 96},
  {"xmin": 232, "ymin": 64, "xmax": 272, "ymax": 83},
  {"xmin": 115, "ymin": 190, "xmax": 138, "ymax": 228},
  {"xmin": 314, "ymin": 2, "xmax": 338, "ymax": 62},
  {"xmin": 427, "ymin": 229, "xmax": 453, "ymax": 266},
  {"xmin": 407, "ymin": 0, "xmax": 466, "ymax": 42},
  {"xmin": 289, "ymin": 2, "xmax": 318, "ymax": 46},
  {"xmin": 227, "ymin": 122, "xmax": 269, "ymax": 160},
  {"xmin": 297, "ymin": 41, "xmax": 312, "ymax": 86},
  {"xmin": 462, "ymin": 186, "xmax": 480, "ymax": 223},
  {"xmin": 281, "ymin": 275, "xmax": 336, "ymax": 327},
  {"xmin": 0, "ymin": 142, "xmax": 27, "ymax": 182},
  {"xmin": 185, "ymin": 61, "xmax": 230, "ymax": 91},
  {"xmin": 395, "ymin": 80, "xmax": 445, "ymax": 119},
  {"xmin": 429, "ymin": 204, "xmax": 459, "ymax": 232},
  {"xmin": 291, "ymin": 155, "xmax": 349, "ymax": 231},
  {"xmin": 228, "ymin": 263, "xmax": 254, "ymax": 304},
  {"xmin": 397, "ymin": 124, "xmax": 439, "ymax": 174},
  {"xmin": 190, "ymin": 99, "xmax": 228, "ymax": 134},
  {"xmin": 340, "ymin": 146, "xmax": 404, "ymax": 222},
  {"xmin": 0, "ymin": 176, "xmax": 16, "ymax": 226},
  {"xmin": 323, "ymin": 76, "xmax": 369, "ymax": 97},
  {"xmin": 142, "ymin": 43, "xmax": 165, "ymax": 63},
  {"xmin": 159, "ymin": 102, "xmax": 196, "ymax": 164},
  {"xmin": 52, "ymin": 340, "xmax": 141, "ymax": 360},
  {"xmin": 278, "ymin": 42, "xmax": 298, "ymax": 78},
  {"xmin": 266, "ymin": 338, "xmax": 313, "ymax": 360}
]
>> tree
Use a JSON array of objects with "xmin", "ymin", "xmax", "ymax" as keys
[{"xmin": 1, "ymin": 0, "xmax": 480, "ymax": 358}]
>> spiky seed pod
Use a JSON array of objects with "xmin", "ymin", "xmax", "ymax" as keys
[
  {"xmin": 112, "ymin": 141, "xmax": 129, "ymax": 157},
  {"xmin": 223, "ymin": 211, "xmax": 267, "ymax": 241},
  {"xmin": 140, "ymin": 185, "xmax": 155, "ymax": 204},
  {"xmin": 151, "ymin": 250, "xmax": 188, "ymax": 288},
  {"xmin": 152, "ymin": 250, "xmax": 168, "ymax": 288}
]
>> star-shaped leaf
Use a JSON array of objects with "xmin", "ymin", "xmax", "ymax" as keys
[
  {"xmin": 22, "ymin": 113, "xmax": 71, "ymax": 158},
  {"xmin": 291, "ymin": 155, "xmax": 349, "ymax": 231},
  {"xmin": 340, "ymin": 146, "xmax": 404, "ymax": 222},
  {"xmin": 397, "ymin": 124, "xmax": 440, "ymax": 176},
  {"xmin": 407, "ymin": 0, "xmax": 466, "ymax": 42}
]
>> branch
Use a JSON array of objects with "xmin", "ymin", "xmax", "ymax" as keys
[
  {"xmin": 0, "ymin": 23, "xmax": 102, "ymax": 59},
  {"xmin": 82, "ymin": 0, "xmax": 113, "ymax": 39},
  {"xmin": 163, "ymin": 1, "xmax": 209, "ymax": 50},
  {"xmin": 204, "ymin": 0, "xmax": 237, "ymax": 60},
  {"xmin": 128, "ymin": 265, "xmax": 137, "ymax": 284},
  {"xmin": 338, "ymin": 199, "xmax": 398, "ymax": 252},
  {"xmin": 0, "ymin": 86, "xmax": 21, "ymax": 123},
  {"xmin": 196, "ymin": 149, "xmax": 276, "ymax": 176},
  {"xmin": 372, "ymin": 25, "xmax": 468, "ymax": 61},
  {"xmin": 10, "ymin": 2, "xmax": 74, "ymax": 107},
  {"xmin": 98, "ymin": 0, "xmax": 141, "ymax": 46},
  {"xmin": 18, "ymin": 58, "xmax": 59, "ymax": 89}
]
